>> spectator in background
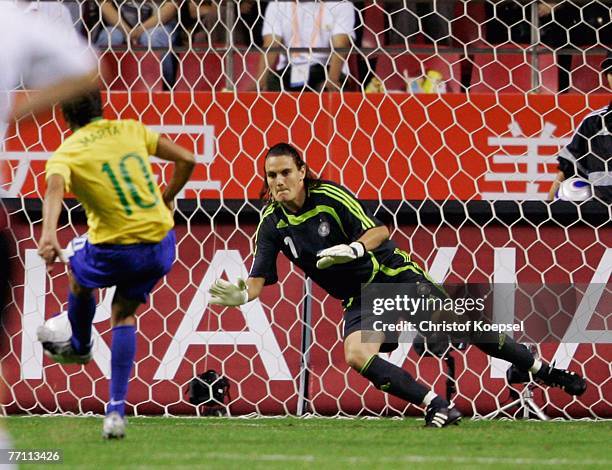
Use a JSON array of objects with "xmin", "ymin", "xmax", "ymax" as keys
[
  {"xmin": 186, "ymin": 1, "xmax": 260, "ymax": 46},
  {"xmin": 485, "ymin": 0, "xmax": 611, "ymax": 92},
  {"xmin": 539, "ymin": 0, "xmax": 610, "ymax": 92},
  {"xmin": 386, "ymin": 0, "xmax": 456, "ymax": 46},
  {"xmin": 236, "ymin": 0, "xmax": 264, "ymax": 47},
  {"xmin": 255, "ymin": 0, "xmax": 356, "ymax": 92},
  {"xmin": 187, "ymin": 0, "xmax": 226, "ymax": 44},
  {"xmin": 95, "ymin": 0, "xmax": 178, "ymax": 88}
]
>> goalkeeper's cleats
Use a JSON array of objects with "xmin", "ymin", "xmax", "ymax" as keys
[
  {"xmin": 38, "ymin": 324, "xmax": 92, "ymax": 365},
  {"xmin": 102, "ymin": 412, "xmax": 126, "ymax": 439},
  {"xmin": 507, "ymin": 364, "xmax": 587, "ymax": 396},
  {"xmin": 535, "ymin": 366, "xmax": 587, "ymax": 396},
  {"xmin": 425, "ymin": 400, "xmax": 462, "ymax": 428}
]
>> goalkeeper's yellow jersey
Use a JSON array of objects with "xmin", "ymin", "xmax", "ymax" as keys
[{"xmin": 46, "ymin": 118, "xmax": 174, "ymax": 245}]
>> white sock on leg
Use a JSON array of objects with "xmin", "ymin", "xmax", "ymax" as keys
[
  {"xmin": 421, "ymin": 391, "xmax": 438, "ymax": 407},
  {"xmin": 529, "ymin": 358, "xmax": 543, "ymax": 374}
]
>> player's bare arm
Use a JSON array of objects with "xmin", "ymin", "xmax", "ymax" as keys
[
  {"xmin": 38, "ymin": 174, "xmax": 66, "ymax": 269},
  {"xmin": 99, "ymin": 0, "xmax": 131, "ymax": 36},
  {"xmin": 156, "ymin": 137, "xmax": 196, "ymax": 209},
  {"xmin": 357, "ymin": 225, "xmax": 390, "ymax": 251},
  {"xmin": 246, "ymin": 277, "xmax": 265, "ymax": 302},
  {"xmin": 326, "ymin": 34, "xmax": 352, "ymax": 91},
  {"xmin": 11, "ymin": 71, "xmax": 99, "ymax": 121}
]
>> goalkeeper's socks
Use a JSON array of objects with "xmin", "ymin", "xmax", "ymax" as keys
[
  {"xmin": 472, "ymin": 332, "xmax": 534, "ymax": 370},
  {"xmin": 529, "ymin": 358, "xmax": 544, "ymax": 374},
  {"xmin": 107, "ymin": 325, "xmax": 136, "ymax": 417},
  {"xmin": 359, "ymin": 355, "xmax": 429, "ymax": 405},
  {"xmin": 67, "ymin": 292, "xmax": 96, "ymax": 354}
]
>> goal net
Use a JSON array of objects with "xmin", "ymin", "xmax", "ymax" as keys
[{"xmin": 1, "ymin": 0, "xmax": 610, "ymax": 419}]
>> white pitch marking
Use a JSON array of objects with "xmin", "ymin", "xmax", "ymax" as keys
[{"xmin": 203, "ymin": 452, "xmax": 611, "ymax": 466}]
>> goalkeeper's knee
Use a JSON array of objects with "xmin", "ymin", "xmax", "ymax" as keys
[{"xmin": 344, "ymin": 344, "xmax": 376, "ymax": 371}]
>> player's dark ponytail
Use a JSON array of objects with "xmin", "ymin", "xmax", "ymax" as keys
[
  {"xmin": 61, "ymin": 89, "xmax": 103, "ymax": 130},
  {"xmin": 259, "ymin": 143, "xmax": 320, "ymax": 202}
]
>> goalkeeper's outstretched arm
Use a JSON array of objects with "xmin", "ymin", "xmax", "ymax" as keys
[{"xmin": 208, "ymin": 277, "xmax": 265, "ymax": 307}]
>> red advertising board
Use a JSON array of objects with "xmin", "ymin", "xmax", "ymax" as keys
[
  {"xmin": 1, "ymin": 93, "xmax": 609, "ymax": 201},
  {"xmin": 3, "ymin": 219, "xmax": 610, "ymax": 417}
]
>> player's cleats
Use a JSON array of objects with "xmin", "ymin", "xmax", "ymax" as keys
[
  {"xmin": 39, "ymin": 340, "xmax": 92, "ymax": 365},
  {"xmin": 38, "ymin": 324, "xmax": 92, "ymax": 364},
  {"xmin": 536, "ymin": 366, "xmax": 587, "ymax": 396},
  {"xmin": 424, "ymin": 401, "xmax": 462, "ymax": 428},
  {"xmin": 102, "ymin": 412, "xmax": 126, "ymax": 439},
  {"xmin": 507, "ymin": 364, "xmax": 587, "ymax": 396}
]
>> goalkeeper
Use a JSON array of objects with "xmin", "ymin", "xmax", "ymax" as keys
[
  {"xmin": 36, "ymin": 90, "xmax": 195, "ymax": 438},
  {"xmin": 210, "ymin": 142, "xmax": 587, "ymax": 427}
]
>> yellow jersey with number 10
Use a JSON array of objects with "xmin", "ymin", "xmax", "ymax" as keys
[{"xmin": 45, "ymin": 118, "xmax": 174, "ymax": 244}]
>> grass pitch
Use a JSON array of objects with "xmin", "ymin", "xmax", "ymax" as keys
[{"xmin": 6, "ymin": 416, "xmax": 612, "ymax": 469}]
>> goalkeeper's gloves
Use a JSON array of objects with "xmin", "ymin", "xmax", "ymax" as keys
[
  {"xmin": 208, "ymin": 278, "xmax": 249, "ymax": 306},
  {"xmin": 316, "ymin": 241, "xmax": 366, "ymax": 269}
]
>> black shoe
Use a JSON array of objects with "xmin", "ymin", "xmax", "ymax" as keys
[
  {"xmin": 507, "ymin": 364, "xmax": 587, "ymax": 397},
  {"xmin": 41, "ymin": 340, "xmax": 92, "ymax": 365},
  {"xmin": 536, "ymin": 366, "xmax": 587, "ymax": 396},
  {"xmin": 506, "ymin": 364, "xmax": 530, "ymax": 384},
  {"xmin": 425, "ymin": 402, "xmax": 462, "ymax": 428}
]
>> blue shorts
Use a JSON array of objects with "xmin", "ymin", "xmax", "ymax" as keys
[{"xmin": 69, "ymin": 230, "xmax": 176, "ymax": 303}]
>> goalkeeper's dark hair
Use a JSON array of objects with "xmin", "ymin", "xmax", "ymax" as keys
[
  {"xmin": 61, "ymin": 89, "xmax": 103, "ymax": 130},
  {"xmin": 259, "ymin": 143, "xmax": 320, "ymax": 202}
]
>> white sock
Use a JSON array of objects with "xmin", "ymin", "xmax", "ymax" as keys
[
  {"xmin": 529, "ymin": 358, "xmax": 543, "ymax": 374},
  {"xmin": 421, "ymin": 391, "xmax": 438, "ymax": 407}
]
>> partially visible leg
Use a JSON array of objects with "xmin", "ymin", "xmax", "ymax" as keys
[
  {"xmin": 346, "ymin": 330, "xmax": 432, "ymax": 405},
  {"xmin": 67, "ymin": 272, "xmax": 96, "ymax": 354},
  {"xmin": 37, "ymin": 272, "xmax": 96, "ymax": 364},
  {"xmin": 472, "ymin": 330, "xmax": 586, "ymax": 396},
  {"xmin": 103, "ymin": 292, "xmax": 140, "ymax": 439},
  {"xmin": 344, "ymin": 330, "xmax": 461, "ymax": 427},
  {"xmin": 94, "ymin": 27, "xmax": 126, "ymax": 48},
  {"xmin": 106, "ymin": 292, "xmax": 140, "ymax": 419}
]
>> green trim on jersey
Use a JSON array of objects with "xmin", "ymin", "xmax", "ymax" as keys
[
  {"xmin": 311, "ymin": 184, "xmax": 376, "ymax": 231},
  {"xmin": 378, "ymin": 261, "xmax": 422, "ymax": 278},
  {"xmin": 279, "ymin": 204, "xmax": 348, "ymax": 238},
  {"xmin": 394, "ymin": 248, "xmax": 411, "ymax": 263},
  {"xmin": 253, "ymin": 203, "xmax": 277, "ymax": 256},
  {"xmin": 394, "ymin": 248, "xmax": 448, "ymax": 297},
  {"xmin": 366, "ymin": 252, "xmax": 380, "ymax": 284}
]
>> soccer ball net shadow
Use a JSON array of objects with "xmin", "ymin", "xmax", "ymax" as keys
[{"xmin": 0, "ymin": 0, "xmax": 609, "ymax": 419}]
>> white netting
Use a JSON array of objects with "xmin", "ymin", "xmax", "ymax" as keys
[{"xmin": 1, "ymin": 0, "xmax": 610, "ymax": 419}]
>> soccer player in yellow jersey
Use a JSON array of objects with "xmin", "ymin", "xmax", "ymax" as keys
[{"xmin": 36, "ymin": 90, "xmax": 195, "ymax": 438}]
